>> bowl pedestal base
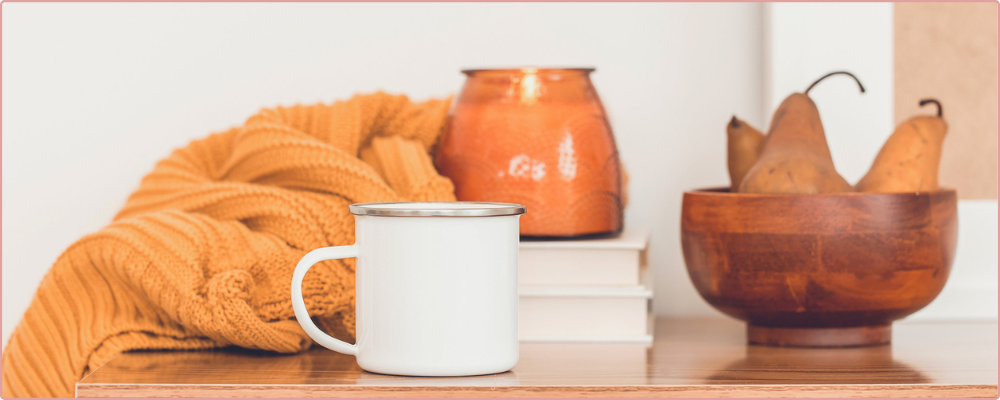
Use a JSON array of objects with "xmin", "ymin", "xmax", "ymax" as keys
[{"xmin": 747, "ymin": 324, "xmax": 892, "ymax": 347}]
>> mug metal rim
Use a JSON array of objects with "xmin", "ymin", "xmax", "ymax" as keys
[{"xmin": 349, "ymin": 201, "xmax": 526, "ymax": 217}]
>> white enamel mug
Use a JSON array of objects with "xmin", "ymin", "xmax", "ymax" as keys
[{"xmin": 291, "ymin": 201, "xmax": 525, "ymax": 376}]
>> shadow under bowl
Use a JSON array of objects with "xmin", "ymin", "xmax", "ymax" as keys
[{"xmin": 681, "ymin": 187, "xmax": 958, "ymax": 347}]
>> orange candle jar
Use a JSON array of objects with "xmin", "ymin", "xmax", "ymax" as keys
[{"xmin": 435, "ymin": 68, "xmax": 624, "ymax": 238}]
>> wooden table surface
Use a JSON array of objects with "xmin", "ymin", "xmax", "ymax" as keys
[{"xmin": 77, "ymin": 317, "xmax": 998, "ymax": 398}]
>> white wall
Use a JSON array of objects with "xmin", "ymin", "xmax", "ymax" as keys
[{"xmin": 1, "ymin": 2, "xmax": 765, "ymax": 347}]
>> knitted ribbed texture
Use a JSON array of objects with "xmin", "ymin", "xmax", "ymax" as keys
[{"xmin": 1, "ymin": 92, "xmax": 455, "ymax": 398}]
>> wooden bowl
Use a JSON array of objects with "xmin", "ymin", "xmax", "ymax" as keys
[{"xmin": 681, "ymin": 188, "xmax": 957, "ymax": 347}]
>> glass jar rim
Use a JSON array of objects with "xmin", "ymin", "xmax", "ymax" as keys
[{"xmin": 461, "ymin": 67, "xmax": 595, "ymax": 75}]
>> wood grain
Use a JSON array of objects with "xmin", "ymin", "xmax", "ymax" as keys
[
  {"xmin": 681, "ymin": 188, "xmax": 957, "ymax": 346},
  {"xmin": 76, "ymin": 318, "xmax": 997, "ymax": 398}
]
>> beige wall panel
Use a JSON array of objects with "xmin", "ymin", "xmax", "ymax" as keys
[{"xmin": 895, "ymin": 2, "xmax": 998, "ymax": 199}]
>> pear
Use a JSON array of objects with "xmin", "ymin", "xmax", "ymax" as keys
[
  {"xmin": 738, "ymin": 72, "xmax": 860, "ymax": 194},
  {"xmin": 726, "ymin": 116, "xmax": 766, "ymax": 191},
  {"xmin": 855, "ymin": 99, "xmax": 948, "ymax": 193}
]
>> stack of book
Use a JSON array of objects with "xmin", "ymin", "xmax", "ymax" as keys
[{"xmin": 518, "ymin": 229, "xmax": 652, "ymax": 343}]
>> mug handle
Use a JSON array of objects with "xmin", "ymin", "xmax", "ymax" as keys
[{"xmin": 291, "ymin": 245, "xmax": 359, "ymax": 356}]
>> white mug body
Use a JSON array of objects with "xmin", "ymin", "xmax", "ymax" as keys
[
  {"xmin": 354, "ymin": 214, "xmax": 519, "ymax": 376},
  {"xmin": 290, "ymin": 202, "xmax": 523, "ymax": 377}
]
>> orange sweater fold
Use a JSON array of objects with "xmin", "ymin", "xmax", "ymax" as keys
[{"xmin": 2, "ymin": 92, "xmax": 455, "ymax": 398}]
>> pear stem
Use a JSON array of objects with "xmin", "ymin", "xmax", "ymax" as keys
[
  {"xmin": 804, "ymin": 71, "xmax": 866, "ymax": 95},
  {"xmin": 919, "ymin": 98, "xmax": 943, "ymax": 117}
]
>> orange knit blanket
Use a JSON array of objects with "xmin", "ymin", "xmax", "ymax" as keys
[{"xmin": 1, "ymin": 93, "xmax": 455, "ymax": 397}]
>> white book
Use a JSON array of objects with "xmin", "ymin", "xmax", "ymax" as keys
[
  {"xmin": 518, "ymin": 268, "xmax": 654, "ymax": 343},
  {"xmin": 519, "ymin": 228, "xmax": 649, "ymax": 286}
]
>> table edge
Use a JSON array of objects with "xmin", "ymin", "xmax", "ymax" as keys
[{"xmin": 76, "ymin": 383, "xmax": 1000, "ymax": 398}]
